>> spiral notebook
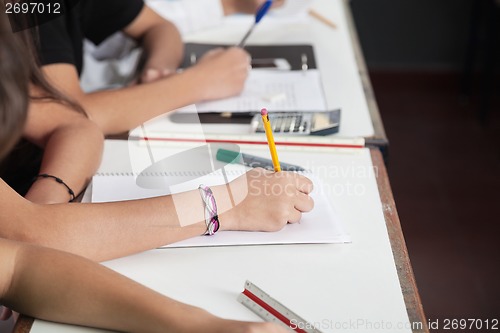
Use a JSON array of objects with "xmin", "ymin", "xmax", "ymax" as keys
[{"xmin": 90, "ymin": 141, "xmax": 350, "ymax": 248}]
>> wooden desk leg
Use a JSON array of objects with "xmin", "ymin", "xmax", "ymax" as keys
[{"xmin": 371, "ymin": 149, "xmax": 429, "ymax": 333}]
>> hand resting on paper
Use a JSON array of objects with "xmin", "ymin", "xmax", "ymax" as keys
[
  {"xmin": 184, "ymin": 47, "xmax": 251, "ymax": 101},
  {"xmin": 216, "ymin": 168, "xmax": 315, "ymax": 232},
  {"xmin": 139, "ymin": 47, "xmax": 250, "ymax": 98}
]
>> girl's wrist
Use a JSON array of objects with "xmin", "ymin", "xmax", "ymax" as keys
[
  {"xmin": 210, "ymin": 184, "xmax": 240, "ymax": 231},
  {"xmin": 26, "ymin": 177, "xmax": 75, "ymax": 204}
]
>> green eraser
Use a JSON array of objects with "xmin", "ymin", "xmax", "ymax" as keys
[{"xmin": 216, "ymin": 149, "xmax": 242, "ymax": 164}]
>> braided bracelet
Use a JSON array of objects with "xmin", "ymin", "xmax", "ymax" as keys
[
  {"xmin": 198, "ymin": 185, "xmax": 220, "ymax": 236},
  {"xmin": 33, "ymin": 174, "xmax": 75, "ymax": 202}
]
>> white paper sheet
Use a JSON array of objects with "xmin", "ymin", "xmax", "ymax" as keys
[
  {"xmin": 190, "ymin": 69, "xmax": 327, "ymax": 113},
  {"xmin": 270, "ymin": 0, "xmax": 314, "ymax": 18}
]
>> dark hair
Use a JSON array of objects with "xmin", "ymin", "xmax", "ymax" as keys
[
  {"xmin": 0, "ymin": 12, "xmax": 30, "ymax": 159},
  {"xmin": 0, "ymin": 10, "xmax": 85, "ymax": 159}
]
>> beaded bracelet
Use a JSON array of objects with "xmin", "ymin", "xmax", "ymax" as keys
[
  {"xmin": 198, "ymin": 185, "xmax": 220, "ymax": 236},
  {"xmin": 33, "ymin": 174, "xmax": 75, "ymax": 202}
]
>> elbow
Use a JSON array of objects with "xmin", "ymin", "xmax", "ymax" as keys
[
  {"xmin": 80, "ymin": 118, "xmax": 105, "ymax": 147},
  {"xmin": 67, "ymin": 117, "xmax": 105, "ymax": 151}
]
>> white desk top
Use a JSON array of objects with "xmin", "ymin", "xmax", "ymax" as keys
[{"xmin": 31, "ymin": 140, "xmax": 411, "ymax": 332}]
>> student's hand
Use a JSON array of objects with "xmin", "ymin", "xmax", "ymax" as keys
[
  {"xmin": 221, "ymin": 0, "xmax": 285, "ymax": 15},
  {"xmin": 187, "ymin": 47, "xmax": 250, "ymax": 101},
  {"xmin": 218, "ymin": 168, "xmax": 314, "ymax": 232}
]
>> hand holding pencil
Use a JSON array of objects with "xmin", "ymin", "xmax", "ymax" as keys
[{"xmin": 220, "ymin": 168, "xmax": 314, "ymax": 231}]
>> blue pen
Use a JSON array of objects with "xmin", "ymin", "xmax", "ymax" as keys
[{"xmin": 237, "ymin": 0, "xmax": 273, "ymax": 48}]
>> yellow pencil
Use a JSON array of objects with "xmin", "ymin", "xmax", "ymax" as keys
[{"xmin": 261, "ymin": 108, "xmax": 281, "ymax": 172}]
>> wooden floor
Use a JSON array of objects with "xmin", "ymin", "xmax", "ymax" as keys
[{"xmin": 370, "ymin": 71, "xmax": 500, "ymax": 331}]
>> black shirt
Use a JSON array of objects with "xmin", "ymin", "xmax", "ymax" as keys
[
  {"xmin": 1, "ymin": 0, "xmax": 143, "ymax": 194},
  {"xmin": 37, "ymin": 0, "xmax": 144, "ymax": 75}
]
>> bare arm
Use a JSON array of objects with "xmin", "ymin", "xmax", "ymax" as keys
[
  {"xmin": 22, "ymin": 96, "xmax": 104, "ymax": 204},
  {"xmin": 40, "ymin": 3, "xmax": 250, "ymax": 135},
  {"xmin": 1, "ymin": 168, "xmax": 313, "ymax": 262},
  {"xmin": 43, "ymin": 45, "xmax": 249, "ymax": 134},
  {"xmin": 123, "ymin": 6, "xmax": 184, "ymax": 83},
  {"xmin": 0, "ymin": 238, "xmax": 287, "ymax": 333}
]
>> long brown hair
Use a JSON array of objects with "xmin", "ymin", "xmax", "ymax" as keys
[
  {"xmin": 0, "ymin": 12, "xmax": 29, "ymax": 159},
  {"xmin": 0, "ymin": 10, "xmax": 85, "ymax": 159}
]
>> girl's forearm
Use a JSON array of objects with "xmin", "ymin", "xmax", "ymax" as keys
[
  {"xmin": 19, "ymin": 182, "xmax": 240, "ymax": 261},
  {"xmin": 82, "ymin": 69, "xmax": 203, "ymax": 135},
  {"xmin": 0, "ymin": 239, "xmax": 216, "ymax": 333}
]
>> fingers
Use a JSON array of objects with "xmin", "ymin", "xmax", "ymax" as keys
[
  {"xmin": 294, "ymin": 191, "xmax": 314, "ymax": 213},
  {"xmin": 249, "ymin": 169, "xmax": 313, "ymax": 199},
  {"xmin": 200, "ymin": 47, "xmax": 250, "ymax": 73},
  {"xmin": 293, "ymin": 174, "xmax": 314, "ymax": 195},
  {"xmin": 191, "ymin": 46, "xmax": 251, "ymax": 101},
  {"xmin": 227, "ymin": 47, "xmax": 251, "ymax": 67},
  {"xmin": 287, "ymin": 208, "xmax": 302, "ymax": 224},
  {"xmin": 271, "ymin": 0, "xmax": 286, "ymax": 8},
  {"xmin": 142, "ymin": 68, "xmax": 161, "ymax": 83},
  {"xmin": 270, "ymin": 172, "xmax": 314, "ymax": 224},
  {"xmin": 202, "ymin": 47, "xmax": 225, "ymax": 60},
  {"xmin": 289, "ymin": 188, "xmax": 314, "ymax": 223}
]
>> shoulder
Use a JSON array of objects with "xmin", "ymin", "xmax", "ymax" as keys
[
  {"xmin": 35, "ymin": 0, "xmax": 83, "ymax": 67},
  {"xmin": 83, "ymin": 0, "xmax": 145, "ymax": 45}
]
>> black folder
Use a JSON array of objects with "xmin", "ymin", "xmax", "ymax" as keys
[
  {"xmin": 173, "ymin": 43, "xmax": 321, "ymax": 124},
  {"xmin": 182, "ymin": 43, "xmax": 318, "ymax": 70}
]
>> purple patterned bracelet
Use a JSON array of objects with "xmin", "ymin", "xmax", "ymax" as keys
[{"xmin": 198, "ymin": 185, "xmax": 220, "ymax": 236}]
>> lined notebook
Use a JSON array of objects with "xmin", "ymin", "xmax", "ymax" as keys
[{"xmin": 92, "ymin": 168, "xmax": 350, "ymax": 248}]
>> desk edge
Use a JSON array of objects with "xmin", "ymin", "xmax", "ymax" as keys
[{"xmin": 371, "ymin": 149, "xmax": 429, "ymax": 333}]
